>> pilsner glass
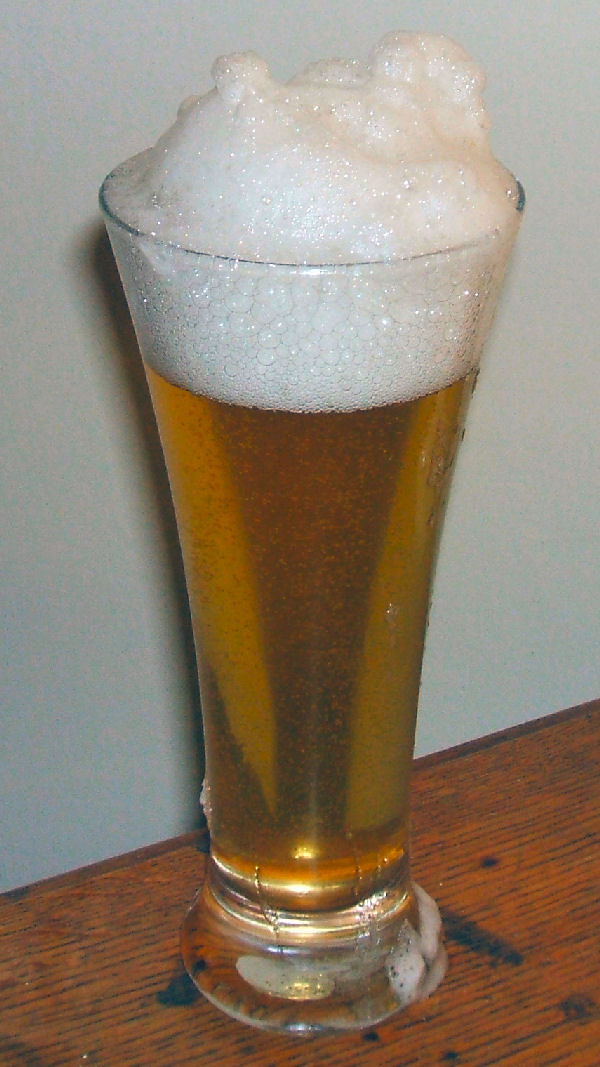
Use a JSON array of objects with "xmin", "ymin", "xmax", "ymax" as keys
[{"xmin": 101, "ymin": 178, "xmax": 523, "ymax": 1033}]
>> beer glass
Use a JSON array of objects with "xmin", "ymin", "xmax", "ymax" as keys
[{"xmin": 101, "ymin": 179, "xmax": 523, "ymax": 1033}]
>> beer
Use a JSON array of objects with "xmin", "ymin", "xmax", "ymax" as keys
[
  {"xmin": 146, "ymin": 364, "xmax": 473, "ymax": 912},
  {"xmin": 101, "ymin": 28, "xmax": 522, "ymax": 1029}
]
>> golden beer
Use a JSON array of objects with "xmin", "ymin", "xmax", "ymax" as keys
[
  {"xmin": 145, "ymin": 364, "xmax": 473, "ymax": 913},
  {"xmin": 101, "ymin": 26, "xmax": 523, "ymax": 1028}
]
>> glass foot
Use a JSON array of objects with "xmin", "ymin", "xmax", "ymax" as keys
[{"xmin": 180, "ymin": 869, "xmax": 446, "ymax": 1034}]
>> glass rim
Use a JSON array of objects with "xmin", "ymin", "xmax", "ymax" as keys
[{"xmin": 99, "ymin": 172, "xmax": 525, "ymax": 272}]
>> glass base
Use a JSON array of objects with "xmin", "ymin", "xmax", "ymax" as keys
[{"xmin": 180, "ymin": 866, "xmax": 446, "ymax": 1034}]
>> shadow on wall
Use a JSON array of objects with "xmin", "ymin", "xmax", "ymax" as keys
[{"xmin": 84, "ymin": 222, "xmax": 206, "ymax": 810}]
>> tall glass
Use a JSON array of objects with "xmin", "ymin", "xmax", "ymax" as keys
[{"xmin": 101, "ymin": 179, "xmax": 523, "ymax": 1033}]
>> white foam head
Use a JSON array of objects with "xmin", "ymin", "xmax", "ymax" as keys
[{"xmin": 101, "ymin": 33, "xmax": 522, "ymax": 411}]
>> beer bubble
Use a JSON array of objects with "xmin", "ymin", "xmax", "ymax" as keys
[
  {"xmin": 226, "ymin": 312, "xmax": 248, "ymax": 336},
  {"xmin": 256, "ymin": 342, "xmax": 276, "ymax": 366},
  {"xmin": 224, "ymin": 289, "xmax": 253, "ymax": 313}
]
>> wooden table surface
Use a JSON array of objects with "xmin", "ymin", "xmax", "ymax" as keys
[{"xmin": 1, "ymin": 700, "xmax": 599, "ymax": 1066}]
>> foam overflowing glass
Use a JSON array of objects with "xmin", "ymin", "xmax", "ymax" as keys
[{"xmin": 101, "ymin": 176, "xmax": 523, "ymax": 1033}]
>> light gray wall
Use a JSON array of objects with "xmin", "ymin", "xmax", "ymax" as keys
[{"xmin": 2, "ymin": 2, "xmax": 598, "ymax": 891}]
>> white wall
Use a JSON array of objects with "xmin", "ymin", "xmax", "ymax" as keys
[{"xmin": 2, "ymin": 1, "xmax": 598, "ymax": 891}]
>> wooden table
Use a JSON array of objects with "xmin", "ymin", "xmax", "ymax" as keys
[{"xmin": 1, "ymin": 700, "xmax": 599, "ymax": 1065}]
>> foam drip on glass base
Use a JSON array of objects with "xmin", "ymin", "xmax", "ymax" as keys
[{"xmin": 180, "ymin": 870, "xmax": 446, "ymax": 1034}]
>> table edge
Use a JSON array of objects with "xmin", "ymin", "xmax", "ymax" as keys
[
  {"xmin": 3, "ymin": 697, "xmax": 597, "ymax": 901},
  {"xmin": 415, "ymin": 696, "xmax": 599, "ymax": 770}
]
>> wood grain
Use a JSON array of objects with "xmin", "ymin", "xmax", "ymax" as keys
[{"xmin": 1, "ymin": 700, "xmax": 598, "ymax": 1065}]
